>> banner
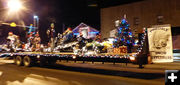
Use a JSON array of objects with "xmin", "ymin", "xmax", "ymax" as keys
[{"xmin": 147, "ymin": 24, "xmax": 173, "ymax": 63}]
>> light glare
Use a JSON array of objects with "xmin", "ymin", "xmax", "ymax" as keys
[{"xmin": 7, "ymin": 0, "xmax": 23, "ymax": 12}]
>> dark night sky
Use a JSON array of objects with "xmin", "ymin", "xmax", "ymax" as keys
[
  {"xmin": 31, "ymin": 0, "xmax": 100, "ymax": 34},
  {"xmin": 30, "ymin": 0, "xmax": 143, "ymax": 33}
]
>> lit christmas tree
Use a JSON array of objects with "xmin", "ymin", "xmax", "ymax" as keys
[{"xmin": 114, "ymin": 15, "xmax": 134, "ymax": 53}]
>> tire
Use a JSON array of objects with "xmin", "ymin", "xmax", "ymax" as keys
[
  {"xmin": 23, "ymin": 56, "xmax": 33, "ymax": 67},
  {"xmin": 15, "ymin": 56, "xmax": 23, "ymax": 66}
]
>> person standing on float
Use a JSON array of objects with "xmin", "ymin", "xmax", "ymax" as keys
[
  {"xmin": 7, "ymin": 32, "xmax": 18, "ymax": 51},
  {"xmin": 47, "ymin": 23, "xmax": 56, "ymax": 52},
  {"xmin": 33, "ymin": 32, "xmax": 41, "ymax": 51}
]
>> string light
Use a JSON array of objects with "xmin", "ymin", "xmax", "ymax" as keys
[{"xmin": 137, "ymin": 28, "xmax": 147, "ymax": 54}]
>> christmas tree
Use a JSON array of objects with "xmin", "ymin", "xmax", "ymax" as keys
[{"xmin": 114, "ymin": 16, "xmax": 134, "ymax": 53}]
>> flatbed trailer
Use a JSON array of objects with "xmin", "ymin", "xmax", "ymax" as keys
[{"xmin": 9, "ymin": 52, "xmax": 131, "ymax": 67}]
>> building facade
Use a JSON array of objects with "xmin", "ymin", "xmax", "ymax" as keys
[{"xmin": 101, "ymin": 0, "xmax": 180, "ymax": 39}]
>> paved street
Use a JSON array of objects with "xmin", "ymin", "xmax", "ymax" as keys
[{"xmin": 0, "ymin": 58, "xmax": 166, "ymax": 85}]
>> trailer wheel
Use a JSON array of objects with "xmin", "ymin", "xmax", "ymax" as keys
[
  {"xmin": 23, "ymin": 56, "xmax": 33, "ymax": 67},
  {"xmin": 15, "ymin": 56, "xmax": 23, "ymax": 66}
]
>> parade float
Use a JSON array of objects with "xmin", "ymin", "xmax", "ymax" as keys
[{"xmin": 0, "ymin": 17, "xmax": 147, "ymax": 67}]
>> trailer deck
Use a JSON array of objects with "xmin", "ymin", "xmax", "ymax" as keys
[{"xmin": 0, "ymin": 51, "xmax": 131, "ymax": 67}]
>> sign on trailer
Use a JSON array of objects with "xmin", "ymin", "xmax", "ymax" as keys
[{"xmin": 147, "ymin": 24, "xmax": 173, "ymax": 63}]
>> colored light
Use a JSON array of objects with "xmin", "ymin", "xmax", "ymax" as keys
[
  {"xmin": 127, "ymin": 40, "xmax": 130, "ymax": 44},
  {"xmin": 121, "ymin": 19, "xmax": 126, "ymax": 24},
  {"xmin": 10, "ymin": 22, "xmax": 16, "ymax": 27},
  {"xmin": 128, "ymin": 32, "xmax": 132, "ymax": 35},
  {"xmin": 73, "ymin": 33, "xmax": 79, "ymax": 35},
  {"xmin": 33, "ymin": 15, "xmax": 38, "ymax": 19},
  {"xmin": 121, "ymin": 38, "xmax": 124, "ymax": 41},
  {"xmin": 89, "ymin": 32, "xmax": 99, "ymax": 34}
]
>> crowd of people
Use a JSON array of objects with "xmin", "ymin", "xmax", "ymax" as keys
[{"xmin": 2, "ymin": 22, "xmax": 90, "ymax": 52}]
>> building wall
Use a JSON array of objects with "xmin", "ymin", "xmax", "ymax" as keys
[{"xmin": 101, "ymin": 0, "xmax": 180, "ymax": 39}]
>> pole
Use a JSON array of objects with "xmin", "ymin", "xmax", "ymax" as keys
[
  {"xmin": 33, "ymin": 15, "xmax": 39, "ymax": 31},
  {"xmin": 33, "ymin": 17, "xmax": 36, "ymax": 30},
  {"xmin": 37, "ymin": 17, "xmax": 39, "ymax": 31}
]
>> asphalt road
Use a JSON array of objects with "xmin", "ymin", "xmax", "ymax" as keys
[{"xmin": 0, "ymin": 60, "xmax": 164, "ymax": 85}]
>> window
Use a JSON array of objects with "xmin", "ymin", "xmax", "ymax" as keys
[
  {"xmin": 176, "ymin": 0, "xmax": 180, "ymax": 10},
  {"xmin": 134, "ymin": 17, "xmax": 140, "ymax": 25},
  {"xmin": 157, "ymin": 15, "xmax": 164, "ymax": 23}
]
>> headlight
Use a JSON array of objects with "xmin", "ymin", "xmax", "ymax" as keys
[
  {"xmin": 130, "ymin": 56, "xmax": 135, "ymax": 61},
  {"xmin": 130, "ymin": 54, "xmax": 136, "ymax": 61},
  {"xmin": 72, "ymin": 55, "xmax": 76, "ymax": 59}
]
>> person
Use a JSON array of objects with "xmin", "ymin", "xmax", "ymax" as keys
[
  {"xmin": 27, "ymin": 32, "xmax": 34, "ymax": 47},
  {"xmin": 47, "ymin": 23, "xmax": 56, "ymax": 52},
  {"xmin": 15, "ymin": 36, "xmax": 21, "ymax": 49},
  {"xmin": 33, "ymin": 32, "xmax": 41, "ymax": 51},
  {"xmin": 7, "ymin": 32, "xmax": 16, "ymax": 42},
  {"xmin": 55, "ymin": 33, "xmax": 63, "ymax": 45},
  {"xmin": 7, "ymin": 32, "xmax": 18, "ymax": 51}
]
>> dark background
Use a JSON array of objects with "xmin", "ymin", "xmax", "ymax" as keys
[
  {"xmin": 30, "ymin": 0, "xmax": 143, "ymax": 32},
  {"xmin": 0, "ymin": 0, "xmax": 143, "ymax": 43}
]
